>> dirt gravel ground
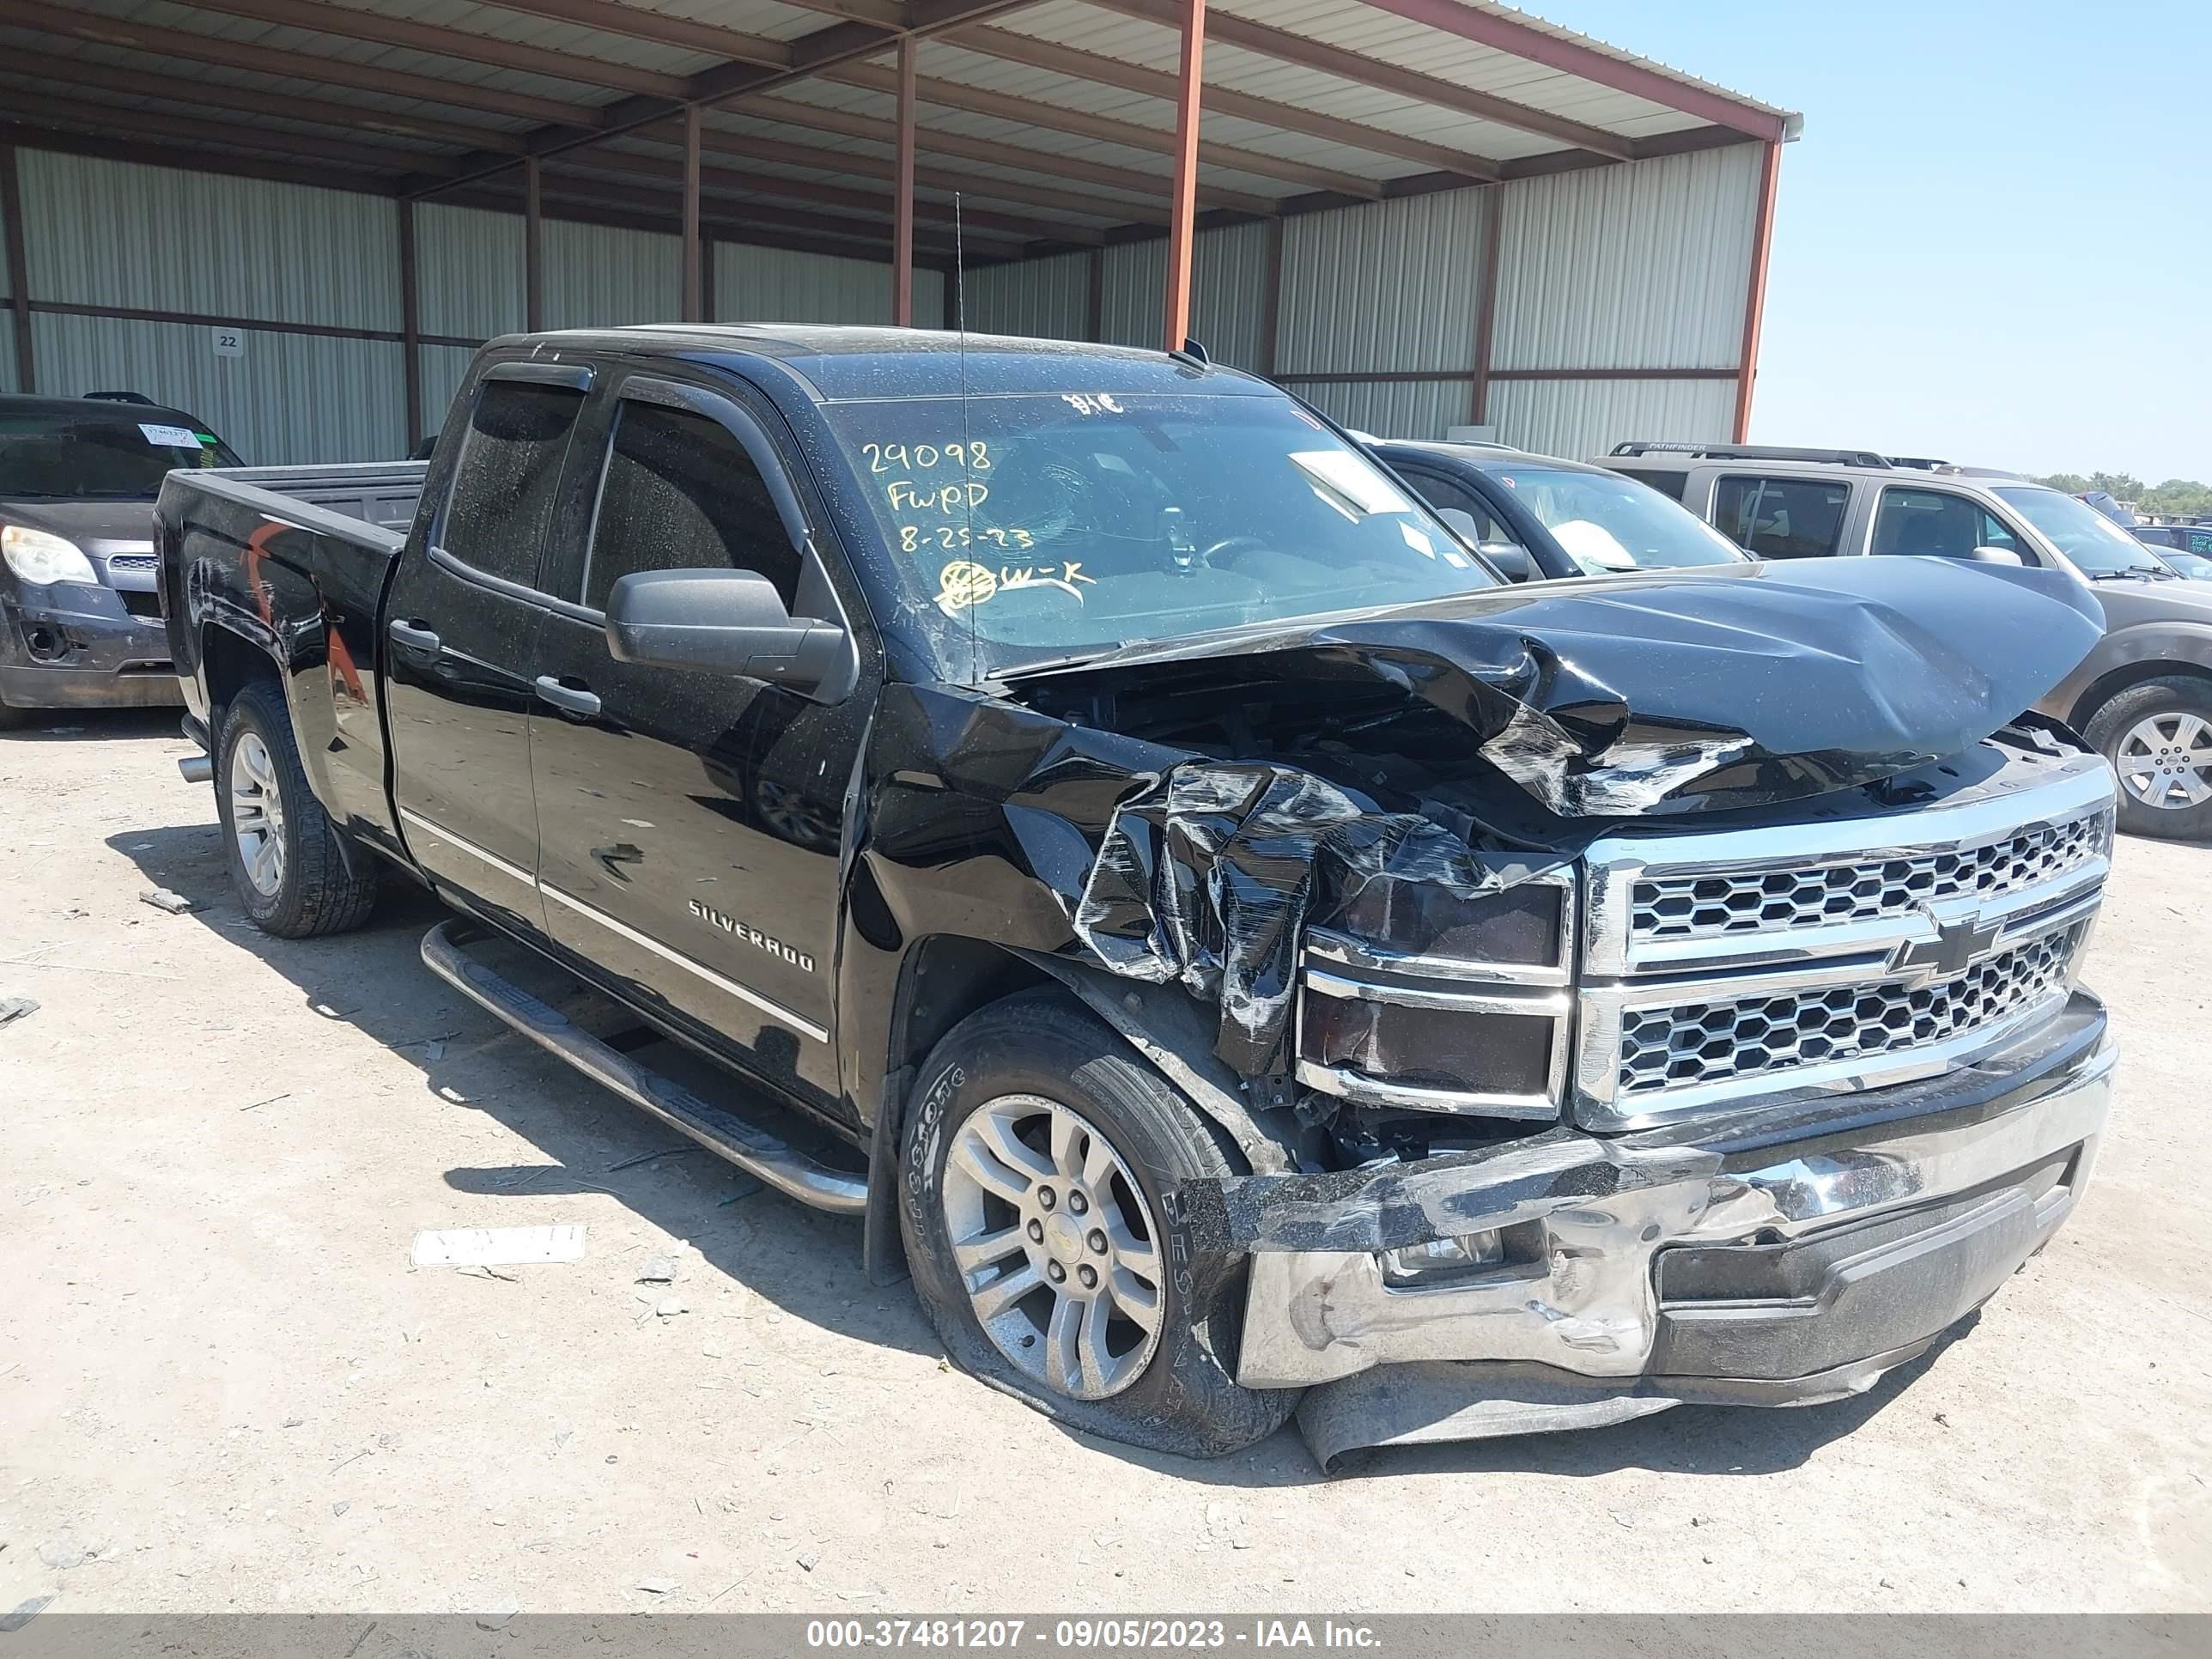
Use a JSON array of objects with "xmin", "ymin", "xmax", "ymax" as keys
[{"xmin": 1, "ymin": 709, "xmax": 2207, "ymax": 1618}]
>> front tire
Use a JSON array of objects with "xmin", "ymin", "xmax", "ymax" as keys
[
  {"xmin": 216, "ymin": 681, "xmax": 380, "ymax": 937},
  {"xmin": 898, "ymin": 988, "xmax": 1298, "ymax": 1458},
  {"xmin": 2082, "ymin": 675, "xmax": 2212, "ymax": 840}
]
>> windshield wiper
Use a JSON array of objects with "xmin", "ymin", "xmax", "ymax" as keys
[{"xmin": 2086, "ymin": 566, "xmax": 2166, "ymax": 582}]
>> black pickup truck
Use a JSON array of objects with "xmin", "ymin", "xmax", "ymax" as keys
[{"xmin": 161, "ymin": 326, "xmax": 2120, "ymax": 1466}]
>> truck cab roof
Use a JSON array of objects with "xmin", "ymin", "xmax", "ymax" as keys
[{"xmin": 493, "ymin": 324, "xmax": 1279, "ymax": 405}]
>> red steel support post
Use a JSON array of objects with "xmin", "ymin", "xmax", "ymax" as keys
[
  {"xmin": 682, "ymin": 105, "xmax": 704, "ymax": 323},
  {"xmin": 1161, "ymin": 0, "xmax": 1206, "ymax": 352},
  {"xmin": 892, "ymin": 35, "xmax": 916, "ymax": 326},
  {"xmin": 524, "ymin": 155, "xmax": 544, "ymax": 331},
  {"xmin": 1733, "ymin": 138, "xmax": 1782, "ymax": 442}
]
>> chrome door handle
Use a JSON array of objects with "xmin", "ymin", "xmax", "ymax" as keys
[
  {"xmin": 387, "ymin": 617, "xmax": 441, "ymax": 652},
  {"xmin": 534, "ymin": 675, "xmax": 602, "ymax": 719}
]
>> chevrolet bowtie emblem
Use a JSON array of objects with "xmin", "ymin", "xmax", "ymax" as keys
[{"xmin": 1893, "ymin": 914, "xmax": 2002, "ymax": 977}]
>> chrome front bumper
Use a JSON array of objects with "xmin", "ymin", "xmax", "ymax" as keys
[{"xmin": 1233, "ymin": 998, "xmax": 2112, "ymax": 1407}]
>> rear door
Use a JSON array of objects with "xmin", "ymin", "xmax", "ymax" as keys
[
  {"xmin": 385, "ymin": 362, "xmax": 593, "ymax": 933},
  {"xmin": 527, "ymin": 370, "xmax": 867, "ymax": 1115},
  {"xmin": 1711, "ymin": 473, "xmax": 1853, "ymax": 558}
]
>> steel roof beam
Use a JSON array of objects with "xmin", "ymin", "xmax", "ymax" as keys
[
  {"xmin": 1348, "ymin": 0, "xmax": 1790, "ymax": 143},
  {"xmin": 477, "ymin": 0, "xmax": 903, "ymax": 48},
  {"xmin": 627, "ymin": 119, "xmax": 1168, "ymax": 224},
  {"xmin": 501, "ymin": 175, "xmax": 981, "ymax": 258},
  {"xmin": 173, "ymin": 0, "xmax": 702, "ymax": 99},
  {"xmin": 1079, "ymin": 0, "xmax": 1632, "ymax": 161},
  {"xmin": 406, "ymin": 0, "xmax": 1048, "ymax": 198},
  {"xmin": 0, "ymin": 46, "xmax": 534, "ymax": 154},
  {"xmin": 549, "ymin": 143, "xmax": 1075, "ymax": 243},
  {"xmin": 827, "ymin": 61, "xmax": 1380, "ymax": 197},
  {"xmin": 731, "ymin": 95, "xmax": 1276, "ymax": 216},
  {"xmin": 951, "ymin": 24, "xmax": 1498, "ymax": 180},
  {"xmin": 0, "ymin": 0, "xmax": 604, "ymax": 130},
  {"xmin": 443, "ymin": 180, "xmax": 961, "ymax": 267},
  {"xmin": 0, "ymin": 118, "xmax": 398, "ymax": 198},
  {"xmin": 0, "ymin": 87, "xmax": 458, "ymax": 177}
]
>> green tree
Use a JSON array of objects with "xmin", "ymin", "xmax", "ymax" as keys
[
  {"xmin": 2039, "ymin": 472, "xmax": 2092, "ymax": 492},
  {"xmin": 2139, "ymin": 478, "xmax": 2212, "ymax": 517}
]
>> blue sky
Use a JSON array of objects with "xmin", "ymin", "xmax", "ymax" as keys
[{"xmin": 1524, "ymin": 1, "xmax": 2212, "ymax": 481}]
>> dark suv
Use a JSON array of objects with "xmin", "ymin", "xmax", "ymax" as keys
[
  {"xmin": 2132, "ymin": 523, "xmax": 2212, "ymax": 581},
  {"xmin": 0, "ymin": 393, "xmax": 240, "ymax": 726},
  {"xmin": 1602, "ymin": 442, "xmax": 2212, "ymax": 840}
]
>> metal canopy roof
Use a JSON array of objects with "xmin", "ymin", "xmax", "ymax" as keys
[{"xmin": 0, "ymin": 0, "xmax": 1800, "ymax": 265}]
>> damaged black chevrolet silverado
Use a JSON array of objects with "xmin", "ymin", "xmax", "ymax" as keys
[{"xmin": 159, "ymin": 327, "xmax": 2118, "ymax": 1465}]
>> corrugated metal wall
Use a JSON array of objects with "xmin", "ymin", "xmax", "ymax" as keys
[
  {"xmin": 1487, "ymin": 377, "xmax": 1738, "ymax": 462},
  {"xmin": 956, "ymin": 143, "xmax": 1761, "ymax": 448},
  {"xmin": 1, "ymin": 148, "xmax": 968, "ymax": 464},
  {"xmin": 22, "ymin": 151, "xmax": 399, "ymax": 330},
  {"xmin": 1276, "ymin": 191, "xmax": 1490, "ymax": 378},
  {"xmin": 1491, "ymin": 146, "xmax": 1760, "ymax": 374},
  {"xmin": 967, "ymin": 251, "xmax": 1089, "ymax": 341},
  {"xmin": 1291, "ymin": 380, "xmax": 1474, "ymax": 442},
  {"xmin": 0, "ymin": 139, "xmax": 1764, "ymax": 462},
  {"xmin": 32, "ymin": 313, "xmax": 408, "ymax": 467},
  {"xmin": 716, "ymin": 241, "xmax": 943, "ymax": 327},
  {"xmin": 541, "ymin": 219, "xmax": 682, "ymax": 332},
  {"xmin": 418, "ymin": 203, "xmax": 524, "ymax": 343},
  {"xmin": 19, "ymin": 151, "xmax": 403, "ymax": 464},
  {"xmin": 1099, "ymin": 222, "xmax": 1270, "ymax": 369}
]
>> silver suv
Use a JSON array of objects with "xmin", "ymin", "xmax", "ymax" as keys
[{"xmin": 1602, "ymin": 443, "xmax": 2212, "ymax": 840}]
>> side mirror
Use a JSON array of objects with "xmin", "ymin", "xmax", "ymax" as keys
[
  {"xmin": 1966, "ymin": 545, "xmax": 2025, "ymax": 567},
  {"xmin": 1483, "ymin": 544, "xmax": 1534, "ymax": 581},
  {"xmin": 605, "ymin": 568, "xmax": 852, "ymax": 699}
]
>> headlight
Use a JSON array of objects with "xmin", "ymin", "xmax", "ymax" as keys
[
  {"xmin": 1327, "ymin": 876, "xmax": 1565, "ymax": 966},
  {"xmin": 2, "ymin": 526, "xmax": 97, "ymax": 586},
  {"xmin": 1297, "ymin": 869, "xmax": 1575, "ymax": 1118}
]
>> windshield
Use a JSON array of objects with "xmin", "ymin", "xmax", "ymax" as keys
[
  {"xmin": 1992, "ymin": 485, "xmax": 2169, "ymax": 578},
  {"xmin": 818, "ymin": 392, "xmax": 1498, "ymax": 677},
  {"xmin": 0, "ymin": 415, "xmax": 239, "ymax": 500},
  {"xmin": 2164, "ymin": 549, "xmax": 2212, "ymax": 581},
  {"xmin": 1489, "ymin": 464, "xmax": 1748, "ymax": 573}
]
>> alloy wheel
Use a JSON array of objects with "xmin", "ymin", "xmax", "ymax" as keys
[
  {"xmin": 229, "ymin": 730, "xmax": 288, "ymax": 896},
  {"xmin": 2116, "ymin": 711, "xmax": 2212, "ymax": 811},
  {"xmin": 939, "ymin": 1094, "xmax": 1165, "ymax": 1401}
]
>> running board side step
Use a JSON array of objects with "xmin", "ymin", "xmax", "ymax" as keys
[{"xmin": 420, "ymin": 920, "xmax": 867, "ymax": 1215}]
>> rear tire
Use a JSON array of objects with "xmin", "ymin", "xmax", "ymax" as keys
[
  {"xmin": 2082, "ymin": 675, "xmax": 2212, "ymax": 841},
  {"xmin": 216, "ymin": 681, "xmax": 380, "ymax": 937},
  {"xmin": 898, "ymin": 988, "xmax": 1299, "ymax": 1459}
]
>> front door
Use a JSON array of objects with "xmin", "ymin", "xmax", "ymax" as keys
[
  {"xmin": 386, "ymin": 366, "xmax": 592, "ymax": 933},
  {"xmin": 527, "ymin": 375, "xmax": 863, "ymax": 1115}
]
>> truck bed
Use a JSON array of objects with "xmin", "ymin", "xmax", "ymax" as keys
[{"xmin": 157, "ymin": 461, "xmax": 427, "ymax": 858}]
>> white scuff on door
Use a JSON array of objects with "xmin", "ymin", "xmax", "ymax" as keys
[{"xmin": 411, "ymin": 1224, "xmax": 588, "ymax": 1267}]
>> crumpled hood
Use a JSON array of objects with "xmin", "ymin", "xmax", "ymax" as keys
[{"xmin": 1012, "ymin": 556, "xmax": 2106, "ymax": 817}]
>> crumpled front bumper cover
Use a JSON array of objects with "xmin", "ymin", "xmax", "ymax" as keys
[
  {"xmin": 1209, "ymin": 996, "xmax": 2112, "ymax": 1458},
  {"xmin": 0, "ymin": 582, "xmax": 179, "ymax": 710}
]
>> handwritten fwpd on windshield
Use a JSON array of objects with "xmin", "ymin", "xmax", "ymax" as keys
[{"xmin": 863, "ymin": 434, "xmax": 1089, "ymax": 611}]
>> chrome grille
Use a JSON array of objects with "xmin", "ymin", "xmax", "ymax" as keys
[
  {"xmin": 1616, "ymin": 919, "xmax": 2089, "ymax": 1098},
  {"xmin": 1630, "ymin": 812, "xmax": 2104, "ymax": 944},
  {"xmin": 1577, "ymin": 751, "xmax": 2115, "ymax": 1130}
]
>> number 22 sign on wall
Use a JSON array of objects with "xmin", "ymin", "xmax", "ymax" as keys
[{"xmin": 210, "ymin": 326, "xmax": 245, "ymax": 358}]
